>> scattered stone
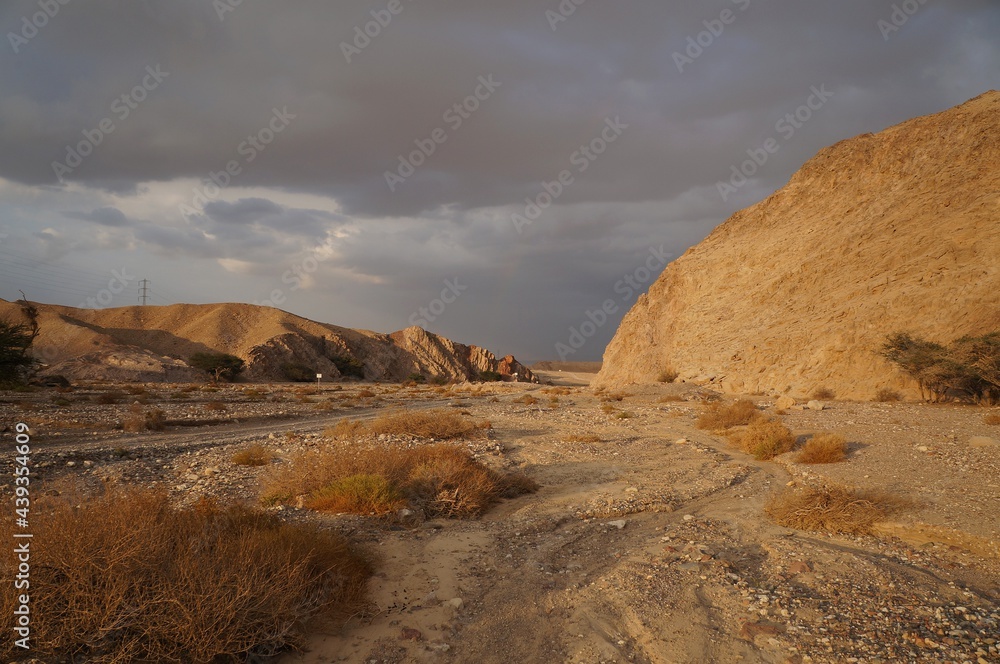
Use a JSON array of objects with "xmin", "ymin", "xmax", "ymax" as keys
[
  {"xmin": 608, "ymin": 520, "xmax": 627, "ymax": 530},
  {"xmin": 806, "ymin": 400, "xmax": 825, "ymax": 411},
  {"xmin": 740, "ymin": 621, "xmax": 785, "ymax": 640},
  {"xmin": 682, "ymin": 514, "xmax": 695, "ymax": 522},
  {"xmin": 446, "ymin": 598, "xmax": 463, "ymax": 612},
  {"xmin": 969, "ymin": 436, "xmax": 999, "ymax": 448},
  {"xmin": 788, "ymin": 561, "xmax": 811, "ymax": 575},
  {"xmin": 399, "ymin": 628, "xmax": 423, "ymax": 642}
]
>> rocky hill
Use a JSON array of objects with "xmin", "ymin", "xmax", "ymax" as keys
[
  {"xmin": 595, "ymin": 91, "xmax": 1000, "ymax": 399},
  {"xmin": 0, "ymin": 300, "xmax": 534, "ymax": 384}
]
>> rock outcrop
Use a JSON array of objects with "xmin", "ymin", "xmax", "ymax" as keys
[
  {"xmin": 595, "ymin": 91, "xmax": 1000, "ymax": 399},
  {"xmin": 0, "ymin": 300, "xmax": 533, "ymax": 383}
]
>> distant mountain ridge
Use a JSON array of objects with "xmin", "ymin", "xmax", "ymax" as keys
[
  {"xmin": 0, "ymin": 300, "xmax": 534, "ymax": 383},
  {"xmin": 595, "ymin": 91, "xmax": 1000, "ymax": 399}
]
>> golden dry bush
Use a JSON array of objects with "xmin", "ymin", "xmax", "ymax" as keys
[
  {"xmin": 0, "ymin": 488, "xmax": 372, "ymax": 663},
  {"xmin": 658, "ymin": 368, "xmax": 679, "ymax": 383},
  {"xmin": 515, "ymin": 395, "xmax": 539, "ymax": 405},
  {"xmin": 874, "ymin": 388, "xmax": 902, "ymax": 402},
  {"xmin": 325, "ymin": 409, "xmax": 488, "ymax": 440},
  {"xmin": 232, "ymin": 444, "xmax": 276, "ymax": 467},
  {"xmin": 204, "ymin": 400, "xmax": 227, "ymax": 411},
  {"xmin": 563, "ymin": 434, "xmax": 602, "ymax": 443},
  {"xmin": 263, "ymin": 444, "xmax": 537, "ymax": 519},
  {"xmin": 696, "ymin": 399, "xmax": 760, "ymax": 430},
  {"xmin": 811, "ymin": 387, "xmax": 836, "ymax": 401},
  {"xmin": 796, "ymin": 434, "xmax": 848, "ymax": 464},
  {"xmin": 984, "ymin": 413, "xmax": 1000, "ymax": 426},
  {"xmin": 765, "ymin": 485, "xmax": 910, "ymax": 534},
  {"xmin": 729, "ymin": 417, "xmax": 796, "ymax": 460}
]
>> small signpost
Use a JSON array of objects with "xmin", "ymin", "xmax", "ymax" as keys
[{"xmin": 316, "ymin": 373, "xmax": 322, "ymax": 385}]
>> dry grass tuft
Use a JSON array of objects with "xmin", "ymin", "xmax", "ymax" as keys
[
  {"xmin": 122, "ymin": 408, "xmax": 167, "ymax": 433},
  {"xmin": 564, "ymin": 434, "xmax": 602, "ymax": 443},
  {"xmin": 263, "ymin": 444, "xmax": 538, "ymax": 519},
  {"xmin": 658, "ymin": 394, "xmax": 684, "ymax": 403},
  {"xmin": 729, "ymin": 417, "xmax": 796, "ymax": 460},
  {"xmin": 796, "ymin": 434, "xmax": 848, "ymax": 464},
  {"xmin": 984, "ymin": 413, "xmax": 1000, "ymax": 426},
  {"xmin": 515, "ymin": 395, "xmax": 539, "ymax": 406},
  {"xmin": 696, "ymin": 399, "xmax": 760, "ymax": 430},
  {"xmin": 765, "ymin": 485, "xmax": 910, "ymax": 534},
  {"xmin": 811, "ymin": 387, "xmax": 836, "ymax": 401},
  {"xmin": 325, "ymin": 409, "xmax": 488, "ymax": 440},
  {"xmin": 874, "ymin": 387, "xmax": 902, "ymax": 402},
  {"xmin": 204, "ymin": 400, "xmax": 227, "ymax": 412},
  {"xmin": 657, "ymin": 368, "xmax": 679, "ymax": 383},
  {"xmin": 232, "ymin": 444, "xmax": 276, "ymax": 467},
  {"xmin": 0, "ymin": 487, "xmax": 372, "ymax": 663}
]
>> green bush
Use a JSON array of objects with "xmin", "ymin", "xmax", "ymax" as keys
[
  {"xmin": 329, "ymin": 354, "xmax": 365, "ymax": 379},
  {"xmin": 189, "ymin": 352, "xmax": 245, "ymax": 382},
  {"xmin": 281, "ymin": 362, "xmax": 316, "ymax": 382},
  {"xmin": 478, "ymin": 370, "xmax": 503, "ymax": 382},
  {"xmin": 880, "ymin": 331, "xmax": 1000, "ymax": 404}
]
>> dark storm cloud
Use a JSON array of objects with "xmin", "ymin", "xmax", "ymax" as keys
[{"xmin": 1, "ymin": 0, "xmax": 995, "ymax": 217}]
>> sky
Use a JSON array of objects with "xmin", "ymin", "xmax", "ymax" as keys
[{"xmin": 0, "ymin": 1, "xmax": 997, "ymax": 362}]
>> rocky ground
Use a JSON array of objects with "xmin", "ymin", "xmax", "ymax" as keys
[{"xmin": 1, "ymin": 374, "xmax": 999, "ymax": 664}]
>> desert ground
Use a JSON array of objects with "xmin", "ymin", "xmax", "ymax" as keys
[{"xmin": 2, "ymin": 373, "xmax": 999, "ymax": 664}]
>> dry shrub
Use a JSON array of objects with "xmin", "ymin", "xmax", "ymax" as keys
[
  {"xmin": 264, "ymin": 444, "xmax": 537, "ymax": 519},
  {"xmin": 0, "ymin": 488, "xmax": 372, "ymax": 663},
  {"xmin": 122, "ymin": 408, "xmax": 167, "ymax": 433},
  {"xmin": 516, "ymin": 395, "xmax": 539, "ymax": 405},
  {"xmin": 564, "ymin": 434, "xmax": 601, "ymax": 443},
  {"xmin": 765, "ymin": 485, "xmax": 910, "ymax": 534},
  {"xmin": 325, "ymin": 409, "xmax": 488, "ymax": 440},
  {"xmin": 615, "ymin": 411, "xmax": 635, "ymax": 419},
  {"xmin": 796, "ymin": 434, "xmax": 848, "ymax": 464},
  {"xmin": 696, "ymin": 399, "xmax": 760, "ymax": 430},
  {"xmin": 541, "ymin": 387, "xmax": 571, "ymax": 395},
  {"xmin": 984, "ymin": 413, "xmax": 1000, "ymax": 426},
  {"xmin": 811, "ymin": 387, "xmax": 836, "ymax": 401},
  {"xmin": 601, "ymin": 403, "xmax": 615, "ymax": 414},
  {"xmin": 204, "ymin": 400, "xmax": 227, "ymax": 412},
  {"xmin": 357, "ymin": 389, "xmax": 376, "ymax": 398},
  {"xmin": 307, "ymin": 474, "xmax": 405, "ymax": 514},
  {"xmin": 874, "ymin": 388, "xmax": 902, "ymax": 402},
  {"xmin": 232, "ymin": 445, "xmax": 276, "ymax": 467},
  {"xmin": 601, "ymin": 392, "xmax": 629, "ymax": 402},
  {"xmin": 658, "ymin": 368, "xmax": 679, "ymax": 383},
  {"xmin": 729, "ymin": 417, "xmax": 796, "ymax": 460},
  {"xmin": 95, "ymin": 390, "xmax": 125, "ymax": 405},
  {"xmin": 658, "ymin": 394, "xmax": 684, "ymax": 403}
]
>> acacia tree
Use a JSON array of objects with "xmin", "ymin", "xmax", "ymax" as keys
[
  {"xmin": 189, "ymin": 352, "xmax": 245, "ymax": 382},
  {"xmin": 880, "ymin": 331, "xmax": 1000, "ymax": 404},
  {"xmin": 0, "ymin": 295, "xmax": 41, "ymax": 385}
]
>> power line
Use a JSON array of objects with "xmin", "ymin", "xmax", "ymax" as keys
[{"xmin": 138, "ymin": 279, "xmax": 150, "ymax": 306}]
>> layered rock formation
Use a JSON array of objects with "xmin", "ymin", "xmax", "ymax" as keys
[
  {"xmin": 595, "ymin": 91, "xmax": 1000, "ymax": 399},
  {"xmin": 0, "ymin": 300, "xmax": 535, "ymax": 384}
]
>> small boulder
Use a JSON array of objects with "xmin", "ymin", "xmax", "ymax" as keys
[
  {"xmin": 775, "ymin": 396, "xmax": 796, "ymax": 410},
  {"xmin": 806, "ymin": 400, "xmax": 825, "ymax": 411},
  {"xmin": 969, "ymin": 436, "xmax": 999, "ymax": 448}
]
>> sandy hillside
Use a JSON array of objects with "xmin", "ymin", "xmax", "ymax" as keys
[
  {"xmin": 595, "ymin": 91, "xmax": 1000, "ymax": 399},
  {"xmin": 0, "ymin": 299, "xmax": 534, "ymax": 383}
]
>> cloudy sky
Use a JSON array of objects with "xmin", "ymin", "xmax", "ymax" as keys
[{"xmin": 0, "ymin": 1, "xmax": 996, "ymax": 362}]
